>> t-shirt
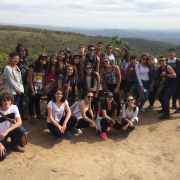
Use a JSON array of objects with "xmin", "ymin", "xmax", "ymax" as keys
[
  {"xmin": 0, "ymin": 105, "xmax": 20, "ymax": 134},
  {"xmin": 99, "ymin": 101, "xmax": 118, "ymax": 117},
  {"xmin": 47, "ymin": 100, "xmax": 68, "ymax": 123},
  {"xmin": 45, "ymin": 70, "xmax": 56, "ymax": 84},
  {"xmin": 118, "ymin": 59, "xmax": 127, "ymax": 80},
  {"xmin": 124, "ymin": 63, "xmax": 136, "ymax": 81},
  {"xmin": 17, "ymin": 59, "xmax": 28, "ymax": 85}
]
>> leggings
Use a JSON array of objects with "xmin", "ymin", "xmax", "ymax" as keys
[
  {"xmin": 148, "ymin": 86, "xmax": 159, "ymax": 106},
  {"xmin": 100, "ymin": 118, "xmax": 122, "ymax": 132},
  {"xmin": 135, "ymin": 84, "xmax": 149, "ymax": 108},
  {"xmin": 47, "ymin": 115, "xmax": 78, "ymax": 138},
  {"xmin": 106, "ymin": 83, "xmax": 121, "ymax": 116}
]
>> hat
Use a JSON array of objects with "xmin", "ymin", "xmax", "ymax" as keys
[
  {"xmin": 105, "ymin": 92, "xmax": 114, "ymax": 97},
  {"xmin": 73, "ymin": 53, "xmax": 82, "ymax": 58},
  {"xmin": 65, "ymin": 48, "xmax": 71, "ymax": 53},
  {"xmin": 39, "ymin": 54, "xmax": 48, "ymax": 58}
]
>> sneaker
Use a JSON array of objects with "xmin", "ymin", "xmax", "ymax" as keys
[
  {"xmin": 73, "ymin": 127, "xmax": 83, "ymax": 134},
  {"xmin": 139, "ymin": 108, "xmax": 146, "ymax": 112},
  {"xmin": 159, "ymin": 115, "xmax": 170, "ymax": 119},
  {"xmin": 100, "ymin": 132, "xmax": 107, "ymax": 140},
  {"xmin": 174, "ymin": 108, "xmax": 180, "ymax": 114},
  {"xmin": 158, "ymin": 109, "xmax": 164, "ymax": 113},
  {"xmin": 145, "ymin": 106, "xmax": 154, "ymax": 112},
  {"xmin": 11, "ymin": 145, "xmax": 25, "ymax": 152},
  {"xmin": 29, "ymin": 115, "xmax": 35, "ymax": 124},
  {"xmin": 64, "ymin": 131, "xmax": 73, "ymax": 139}
]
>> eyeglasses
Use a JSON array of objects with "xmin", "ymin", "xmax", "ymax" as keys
[
  {"xmin": 89, "ymin": 49, "xmax": 95, "ymax": 52},
  {"xmin": 142, "ymin": 57, "xmax": 147, "ymax": 60},
  {"xmin": 159, "ymin": 60, "xmax": 166, "ymax": 62},
  {"xmin": 40, "ymin": 57, "xmax": 47, "ymax": 61},
  {"xmin": 86, "ymin": 67, "xmax": 92, "ymax": 70},
  {"xmin": 126, "ymin": 99, "xmax": 133, "ymax": 102},
  {"xmin": 87, "ymin": 96, "xmax": 93, "ymax": 99},
  {"xmin": 107, "ymin": 47, "xmax": 112, "ymax": 49},
  {"xmin": 102, "ymin": 60, "xmax": 108, "ymax": 64}
]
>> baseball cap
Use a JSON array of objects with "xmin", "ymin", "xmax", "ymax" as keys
[
  {"xmin": 39, "ymin": 54, "xmax": 48, "ymax": 58},
  {"xmin": 105, "ymin": 92, "xmax": 114, "ymax": 97},
  {"xmin": 73, "ymin": 53, "xmax": 82, "ymax": 58},
  {"xmin": 65, "ymin": 48, "xmax": 71, "ymax": 53}
]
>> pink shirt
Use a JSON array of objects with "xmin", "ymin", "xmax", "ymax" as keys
[{"xmin": 45, "ymin": 70, "xmax": 56, "ymax": 84}]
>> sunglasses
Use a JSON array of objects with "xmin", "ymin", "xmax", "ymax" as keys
[
  {"xmin": 159, "ymin": 60, "xmax": 166, "ymax": 62},
  {"xmin": 79, "ymin": 47, "xmax": 83, "ymax": 49},
  {"xmin": 142, "ymin": 57, "xmax": 147, "ymax": 60},
  {"xmin": 126, "ymin": 99, "xmax": 133, "ymax": 102},
  {"xmin": 89, "ymin": 49, "xmax": 95, "ymax": 52},
  {"xmin": 107, "ymin": 47, "xmax": 112, "ymax": 49},
  {"xmin": 86, "ymin": 67, "xmax": 92, "ymax": 70},
  {"xmin": 40, "ymin": 57, "xmax": 47, "ymax": 60},
  {"xmin": 87, "ymin": 96, "xmax": 93, "ymax": 99},
  {"xmin": 107, "ymin": 96, "xmax": 113, "ymax": 98},
  {"xmin": 102, "ymin": 60, "xmax": 108, "ymax": 64}
]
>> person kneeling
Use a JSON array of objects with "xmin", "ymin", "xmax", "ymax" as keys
[
  {"xmin": 0, "ymin": 91, "xmax": 25, "ymax": 161},
  {"xmin": 47, "ymin": 88, "xmax": 78, "ymax": 139},
  {"xmin": 96, "ymin": 92, "xmax": 122, "ymax": 141},
  {"xmin": 121, "ymin": 94, "xmax": 139, "ymax": 132}
]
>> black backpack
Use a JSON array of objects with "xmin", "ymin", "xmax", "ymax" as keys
[{"xmin": 125, "ymin": 104, "xmax": 137, "ymax": 112}]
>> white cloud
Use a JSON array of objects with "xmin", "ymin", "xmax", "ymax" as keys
[{"xmin": 0, "ymin": 0, "xmax": 180, "ymax": 29}]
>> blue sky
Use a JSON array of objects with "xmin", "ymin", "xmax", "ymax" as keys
[{"xmin": 0, "ymin": 0, "xmax": 180, "ymax": 29}]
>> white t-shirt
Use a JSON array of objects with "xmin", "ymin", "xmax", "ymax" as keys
[
  {"xmin": 121, "ymin": 104, "xmax": 139, "ymax": 122},
  {"xmin": 86, "ymin": 75, "xmax": 98, "ymax": 91},
  {"xmin": 47, "ymin": 100, "xmax": 68, "ymax": 123},
  {"xmin": 0, "ymin": 105, "xmax": 20, "ymax": 134}
]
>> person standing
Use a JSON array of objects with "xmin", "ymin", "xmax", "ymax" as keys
[{"xmin": 158, "ymin": 56, "xmax": 177, "ymax": 119}]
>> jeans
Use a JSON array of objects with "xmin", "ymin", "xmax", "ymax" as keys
[
  {"xmin": 14, "ymin": 95, "xmax": 20, "ymax": 107},
  {"xmin": 100, "ymin": 118, "xmax": 122, "ymax": 132},
  {"xmin": 28, "ymin": 89, "xmax": 42, "ymax": 115},
  {"xmin": 148, "ymin": 86, "xmax": 159, "ymax": 106},
  {"xmin": 0, "ymin": 126, "xmax": 25, "ymax": 161},
  {"xmin": 124, "ymin": 81, "xmax": 135, "ymax": 94},
  {"xmin": 47, "ymin": 115, "xmax": 78, "ymax": 138},
  {"xmin": 158, "ymin": 84, "xmax": 177, "ymax": 115}
]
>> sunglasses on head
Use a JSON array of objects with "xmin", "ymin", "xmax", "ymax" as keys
[
  {"xmin": 87, "ymin": 96, "xmax": 93, "ymax": 99},
  {"xmin": 159, "ymin": 60, "xmax": 165, "ymax": 62},
  {"xmin": 86, "ymin": 67, "xmax": 92, "ymax": 70},
  {"xmin": 41, "ymin": 57, "xmax": 47, "ymax": 60},
  {"xmin": 89, "ymin": 49, "xmax": 95, "ymax": 52},
  {"xmin": 126, "ymin": 99, "xmax": 133, "ymax": 102}
]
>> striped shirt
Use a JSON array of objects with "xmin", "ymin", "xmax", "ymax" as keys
[{"xmin": 148, "ymin": 66, "xmax": 161, "ymax": 87}]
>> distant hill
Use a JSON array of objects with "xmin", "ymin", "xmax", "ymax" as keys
[{"xmin": 7, "ymin": 24, "xmax": 180, "ymax": 45}]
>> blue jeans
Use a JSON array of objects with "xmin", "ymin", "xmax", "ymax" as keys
[
  {"xmin": 158, "ymin": 84, "xmax": 177, "ymax": 115},
  {"xmin": 14, "ymin": 95, "xmax": 20, "ymax": 107},
  {"xmin": 0, "ymin": 126, "xmax": 25, "ymax": 161}
]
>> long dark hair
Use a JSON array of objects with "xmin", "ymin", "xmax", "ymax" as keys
[
  {"xmin": 31, "ymin": 56, "xmax": 48, "ymax": 73},
  {"xmin": 57, "ymin": 50, "xmax": 67, "ymax": 65},
  {"xmin": 121, "ymin": 48, "xmax": 129, "ymax": 63},
  {"xmin": 63, "ymin": 64, "xmax": 76, "ymax": 78},
  {"xmin": 84, "ymin": 62, "xmax": 96, "ymax": 89},
  {"xmin": 15, "ymin": 43, "xmax": 29, "ymax": 58},
  {"xmin": 104, "ymin": 93, "xmax": 115, "ymax": 112},
  {"xmin": 70, "ymin": 56, "xmax": 81, "ymax": 73},
  {"xmin": 46, "ymin": 54, "xmax": 59, "ymax": 76},
  {"xmin": 52, "ymin": 88, "xmax": 65, "ymax": 102}
]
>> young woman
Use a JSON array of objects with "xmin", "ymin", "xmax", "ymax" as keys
[
  {"xmin": 70, "ymin": 53, "xmax": 82, "ymax": 100},
  {"xmin": 101, "ymin": 57, "xmax": 121, "ymax": 116},
  {"xmin": 43, "ymin": 54, "xmax": 59, "ymax": 102},
  {"xmin": 83, "ymin": 63, "xmax": 100, "ymax": 114},
  {"xmin": 146, "ymin": 56, "xmax": 161, "ymax": 111},
  {"xmin": 28, "ymin": 54, "xmax": 48, "ymax": 124},
  {"xmin": 15, "ymin": 43, "xmax": 29, "ymax": 120},
  {"xmin": 73, "ymin": 91, "xmax": 96, "ymax": 134},
  {"xmin": 96, "ymin": 92, "xmax": 122, "ymax": 140},
  {"xmin": 121, "ymin": 94, "xmax": 139, "ymax": 131},
  {"xmin": 135, "ymin": 53, "xmax": 150, "ymax": 112},
  {"xmin": 118, "ymin": 48, "xmax": 129, "ymax": 93},
  {"xmin": 57, "ymin": 64, "xmax": 76, "ymax": 106},
  {"xmin": 4, "ymin": 52, "xmax": 24, "ymax": 107},
  {"xmin": 65, "ymin": 48, "xmax": 72, "ymax": 64},
  {"xmin": 0, "ymin": 91, "xmax": 26, "ymax": 161},
  {"xmin": 47, "ymin": 88, "xmax": 77, "ymax": 139},
  {"xmin": 57, "ymin": 50, "xmax": 67, "ymax": 72}
]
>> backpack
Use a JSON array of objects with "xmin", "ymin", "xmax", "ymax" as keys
[
  {"xmin": 70, "ymin": 101, "xmax": 80, "ymax": 115},
  {"xmin": 125, "ymin": 104, "xmax": 136, "ymax": 112}
]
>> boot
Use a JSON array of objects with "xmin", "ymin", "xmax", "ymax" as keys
[{"xmin": 29, "ymin": 115, "xmax": 35, "ymax": 124}]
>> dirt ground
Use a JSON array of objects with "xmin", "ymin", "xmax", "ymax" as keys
[{"xmin": 1, "ymin": 99, "xmax": 180, "ymax": 180}]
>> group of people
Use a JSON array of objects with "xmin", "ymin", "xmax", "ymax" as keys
[{"xmin": 0, "ymin": 40, "xmax": 179, "ymax": 161}]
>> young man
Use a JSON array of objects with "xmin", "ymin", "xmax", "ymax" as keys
[
  {"xmin": 80, "ymin": 44, "xmax": 100, "ymax": 77},
  {"xmin": 166, "ymin": 48, "xmax": 180, "ymax": 111},
  {"xmin": 123, "ymin": 55, "xmax": 137, "ymax": 94},
  {"xmin": 158, "ymin": 56, "xmax": 177, "ymax": 119},
  {"xmin": 78, "ymin": 44, "xmax": 86, "ymax": 57},
  {"xmin": 95, "ymin": 42, "xmax": 105, "ymax": 60}
]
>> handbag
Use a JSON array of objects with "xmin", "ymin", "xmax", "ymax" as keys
[
  {"xmin": 0, "ymin": 111, "xmax": 27, "ymax": 147},
  {"xmin": 44, "ymin": 80, "xmax": 57, "ymax": 94}
]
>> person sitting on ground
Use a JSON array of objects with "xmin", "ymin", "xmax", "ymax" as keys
[
  {"xmin": 73, "ymin": 91, "xmax": 96, "ymax": 135},
  {"xmin": 0, "ymin": 91, "xmax": 26, "ymax": 161},
  {"xmin": 121, "ymin": 94, "xmax": 139, "ymax": 132},
  {"xmin": 96, "ymin": 92, "xmax": 122, "ymax": 141},
  {"xmin": 47, "ymin": 88, "xmax": 78, "ymax": 139}
]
